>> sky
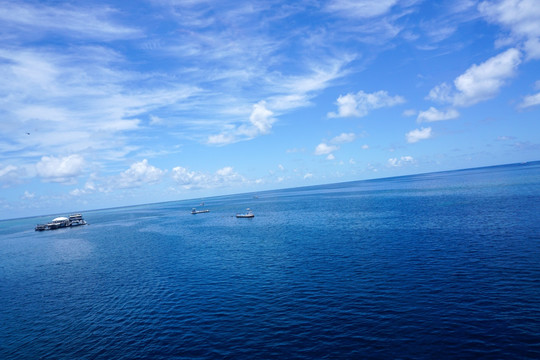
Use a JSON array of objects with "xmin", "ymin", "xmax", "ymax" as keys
[{"xmin": 1, "ymin": 0, "xmax": 539, "ymax": 219}]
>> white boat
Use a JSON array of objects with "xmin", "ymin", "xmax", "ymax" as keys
[
  {"xmin": 69, "ymin": 213, "xmax": 87, "ymax": 226},
  {"xmin": 191, "ymin": 208, "xmax": 210, "ymax": 214},
  {"xmin": 236, "ymin": 208, "xmax": 254, "ymax": 218},
  {"xmin": 35, "ymin": 213, "xmax": 87, "ymax": 231}
]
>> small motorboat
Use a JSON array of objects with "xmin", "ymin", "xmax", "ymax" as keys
[{"xmin": 236, "ymin": 208, "xmax": 254, "ymax": 218}]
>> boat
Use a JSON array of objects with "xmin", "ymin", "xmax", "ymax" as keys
[
  {"xmin": 191, "ymin": 208, "xmax": 210, "ymax": 214},
  {"xmin": 35, "ymin": 224, "xmax": 48, "ymax": 231},
  {"xmin": 68, "ymin": 213, "xmax": 87, "ymax": 226},
  {"xmin": 35, "ymin": 213, "xmax": 88, "ymax": 231},
  {"xmin": 236, "ymin": 208, "xmax": 254, "ymax": 218}
]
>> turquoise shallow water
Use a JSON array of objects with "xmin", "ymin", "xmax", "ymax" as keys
[{"xmin": 1, "ymin": 162, "xmax": 540, "ymax": 359}]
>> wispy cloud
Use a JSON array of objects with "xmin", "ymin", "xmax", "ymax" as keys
[
  {"xmin": 326, "ymin": 0, "xmax": 399, "ymax": 18},
  {"xmin": 417, "ymin": 107, "xmax": 460, "ymax": 122},
  {"xmin": 0, "ymin": 1, "xmax": 141, "ymax": 40},
  {"xmin": 518, "ymin": 92, "xmax": 540, "ymax": 108},
  {"xmin": 0, "ymin": 165, "xmax": 27, "ymax": 188}
]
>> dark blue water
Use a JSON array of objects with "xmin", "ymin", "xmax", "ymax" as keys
[{"xmin": 1, "ymin": 162, "xmax": 540, "ymax": 359}]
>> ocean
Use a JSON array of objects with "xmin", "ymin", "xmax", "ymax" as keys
[{"xmin": 1, "ymin": 162, "xmax": 539, "ymax": 359}]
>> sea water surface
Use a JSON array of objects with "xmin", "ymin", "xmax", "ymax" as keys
[{"xmin": 1, "ymin": 162, "xmax": 540, "ymax": 359}]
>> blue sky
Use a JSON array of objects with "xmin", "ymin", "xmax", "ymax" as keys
[{"xmin": 1, "ymin": 0, "xmax": 539, "ymax": 219}]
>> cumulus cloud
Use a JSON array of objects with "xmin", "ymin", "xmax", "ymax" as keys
[
  {"xmin": 453, "ymin": 48, "xmax": 521, "ymax": 106},
  {"xmin": 417, "ymin": 107, "xmax": 460, "ymax": 122},
  {"xmin": 406, "ymin": 127, "xmax": 432, "ymax": 143},
  {"xmin": 428, "ymin": 48, "xmax": 522, "ymax": 107},
  {"xmin": 172, "ymin": 166, "xmax": 245, "ymax": 190},
  {"xmin": 331, "ymin": 132, "xmax": 356, "ymax": 144},
  {"xmin": 249, "ymin": 101, "xmax": 275, "ymax": 135},
  {"xmin": 388, "ymin": 156, "xmax": 415, "ymax": 167},
  {"xmin": 117, "ymin": 159, "xmax": 165, "ymax": 189},
  {"xmin": 314, "ymin": 143, "xmax": 339, "ymax": 155},
  {"xmin": 35, "ymin": 155, "xmax": 85, "ymax": 183},
  {"xmin": 479, "ymin": 0, "xmax": 540, "ymax": 60},
  {"xmin": 314, "ymin": 132, "xmax": 356, "ymax": 159},
  {"xmin": 328, "ymin": 90, "xmax": 405, "ymax": 118}
]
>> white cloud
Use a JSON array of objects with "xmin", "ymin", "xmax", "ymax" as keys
[
  {"xmin": 304, "ymin": 173, "xmax": 313, "ymax": 179},
  {"xmin": 403, "ymin": 109, "xmax": 417, "ymax": 117},
  {"xmin": 206, "ymin": 101, "xmax": 276, "ymax": 145},
  {"xmin": 314, "ymin": 143, "xmax": 338, "ymax": 155},
  {"xmin": 426, "ymin": 82, "xmax": 453, "ymax": 103},
  {"xmin": 0, "ymin": 1, "xmax": 141, "ymax": 40},
  {"xmin": 70, "ymin": 181, "xmax": 96, "ymax": 196},
  {"xmin": 427, "ymin": 48, "xmax": 522, "ymax": 107},
  {"xmin": 313, "ymin": 133, "xmax": 356, "ymax": 159},
  {"xmin": 518, "ymin": 92, "xmax": 540, "ymax": 108},
  {"xmin": 479, "ymin": 0, "xmax": 540, "ymax": 59},
  {"xmin": 328, "ymin": 90, "xmax": 405, "ymax": 118},
  {"xmin": 172, "ymin": 166, "xmax": 245, "ymax": 190},
  {"xmin": 149, "ymin": 115, "xmax": 164, "ymax": 125},
  {"xmin": 361, "ymin": 144, "xmax": 369, "ymax": 150},
  {"xmin": 417, "ymin": 107, "xmax": 460, "ymax": 122},
  {"xmin": 497, "ymin": 135, "xmax": 516, "ymax": 141},
  {"xmin": 453, "ymin": 48, "xmax": 521, "ymax": 106},
  {"xmin": 331, "ymin": 132, "xmax": 356, "ymax": 144},
  {"xmin": 406, "ymin": 127, "xmax": 432, "ymax": 143},
  {"xmin": 207, "ymin": 133, "xmax": 236, "ymax": 145},
  {"xmin": 524, "ymin": 37, "xmax": 540, "ymax": 59},
  {"xmin": 388, "ymin": 156, "xmax": 416, "ymax": 167},
  {"xmin": 35, "ymin": 155, "xmax": 85, "ymax": 183},
  {"xmin": 0, "ymin": 47, "xmax": 199, "ymax": 164},
  {"xmin": 22, "ymin": 191, "xmax": 35, "ymax": 200},
  {"xmin": 248, "ymin": 101, "xmax": 275, "ymax": 135},
  {"xmin": 117, "ymin": 159, "xmax": 165, "ymax": 189},
  {"xmin": 326, "ymin": 0, "xmax": 399, "ymax": 18},
  {"xmin": 0, "ymin": 165, "xmax": 26, "ymax": 187}
]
